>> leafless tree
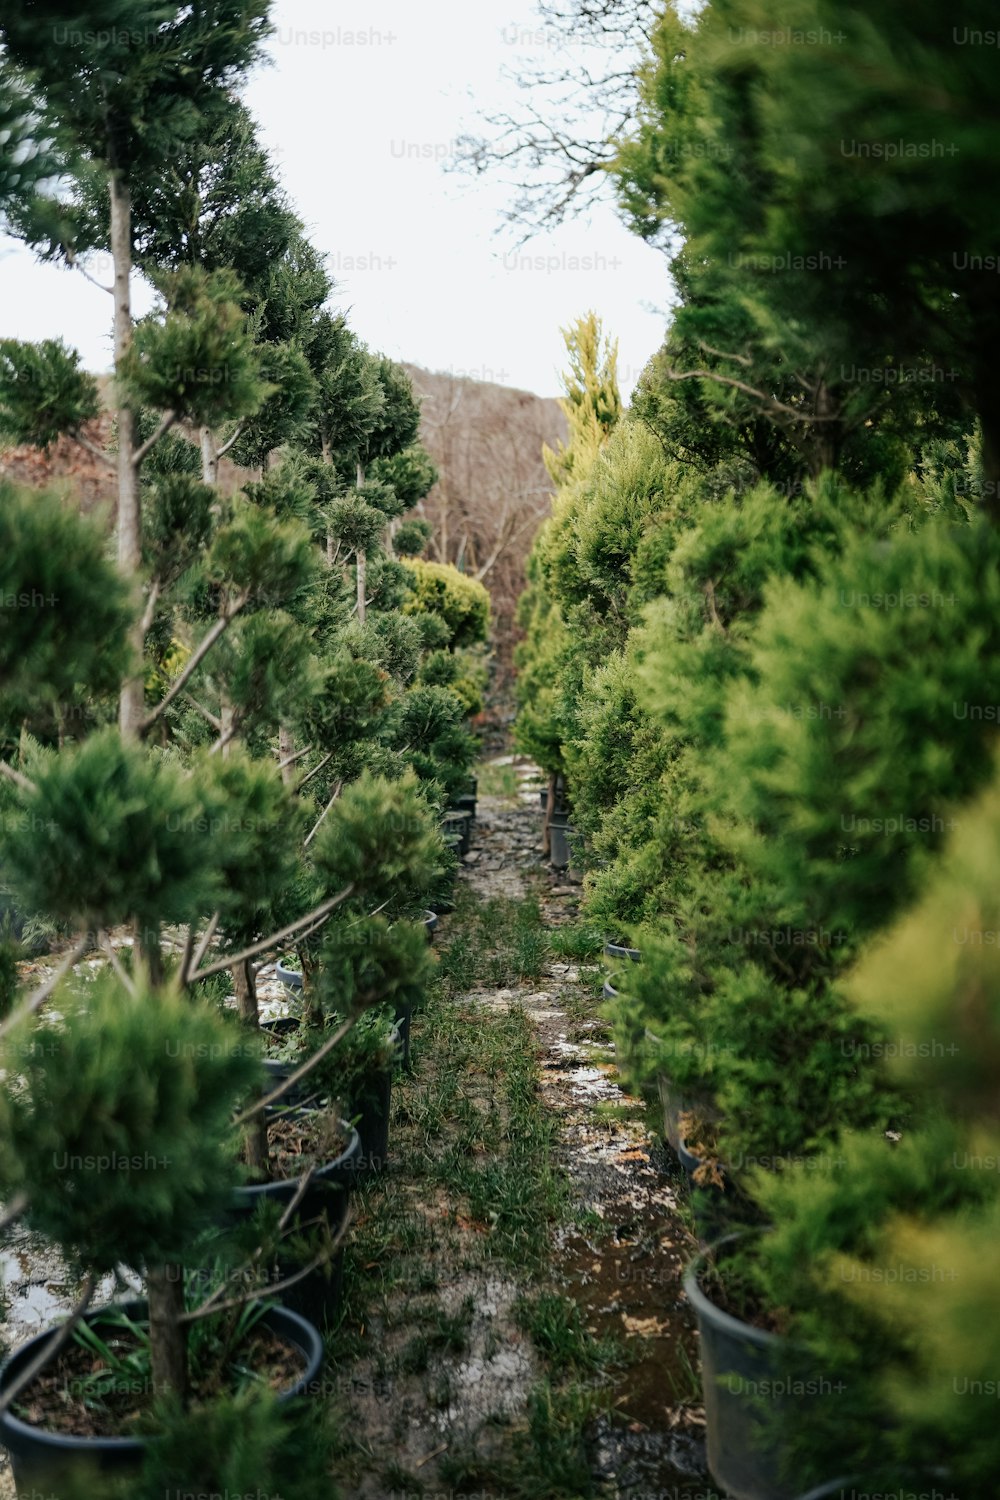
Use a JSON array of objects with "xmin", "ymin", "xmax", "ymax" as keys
[{"xmin": 453, "ymin": 0, "xmax": 660, "ymax": 236}]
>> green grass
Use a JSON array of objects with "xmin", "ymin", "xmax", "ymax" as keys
[
  {"xmin": 439, "ymin": 893, "xmax": 552, "ymax": 994},
  {"xmin": 514, "ymin": 1292, "xmax": 622, "ymax": 1378},
  {"xmin": 322, "ymin": 888, "xmax": 628, "ymax": 1496},
  {"xmin": 476, "ymin": 760, "xmax": 522, "ymax": 800},
  {"xmin": 547, "ymin": 921, "xmax": 605, "ymax": 961}
]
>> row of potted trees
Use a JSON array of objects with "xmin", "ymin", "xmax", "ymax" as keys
[
  {"xmin": 0, "ymin": 8, "xmax": 489, "ymax": 1491},
  {"xmin": 513, "ymin": 5, "xmax": 1000, "ymax": 1489},
  {"xmin": 0, "ymin": 476, "xmax": 483, "ymax": 1495},
  {"xmin": 526, "ymin": 369, "xmax": 998, "ymax": 1500}
]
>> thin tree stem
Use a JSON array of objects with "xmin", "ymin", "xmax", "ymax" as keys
[{"xmin": 188, "ymin": 888, "xmax": 353, "ymax": 985}]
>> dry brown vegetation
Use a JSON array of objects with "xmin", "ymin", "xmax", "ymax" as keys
[
  {"xmin": 1, "ymin": 366, "xmax": 563, "ymax": 687},
  {"xmin": 403, "ymin": 364, "xmax": 564, "ymax": 685}
]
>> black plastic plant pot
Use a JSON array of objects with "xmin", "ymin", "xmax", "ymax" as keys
[
  {"xmin": 423, "ymin": 910, "xmax": 439, "ymax": 946},
  {"xmin": 604, "ymin": 940, "xmax": 642, "ymax": 964},
  {"xmin": 684, "ymin": 1243, "xmax": 837, "ymax": 1500},
  {"xmin": 0, "ymin": 1299, "xmax": 324, "ymax": 1493},
  {"xmin": 394, "ymin": 997, "xmax": 413, "ymax": 1070},
  {"xmin": 353, "ymin": 1018, "xmax": 403, "ymax": 1171},
  {"xmin": 261, "ymin": 1017, "xmax": 319, "ymax": 1110},
  {"xmin": 602, "ymin": 979, "xmax": 617, "ymax": 1003},
  {"xmin": 441, "ymin": 811, "xmax": 471, "ymax": 857},
  {"xmin": 354, "ymin": 1066, "xmax": 392, "ymax": 1173},
  {"xmin": 230, "ymin": 1117, "xmax": 361, "ymax": 1327},
  {"xmin": 451, "ymin": 791, "xmax": 476, "ymax": 821},
  {"xmin": 233, "ymin": 1114, "xmax": 361, "ymax": 1220},
  {"xmin": 549, "ymin": 820, "xmax": 571, "ymax": 871},
  {"xmin": 539, "ymin": 787, "xmax": 548, "ymax": 810},
  {"xmin": 275, "ymin": 959, "xmax": 304, "ymax": 991}
]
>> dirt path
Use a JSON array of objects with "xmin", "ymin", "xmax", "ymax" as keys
[
  {"xmin": 328, "ymin": 762, "xmax": 713, "ymax": 1498},
  {"xmin": 468, "ymin": 765, "xmax": 712, "ymax": 1497}
]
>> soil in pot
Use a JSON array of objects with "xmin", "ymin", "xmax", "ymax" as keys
[
  {"xmin": 0, "ymin": 1299, "xmax": 322, "ymax": 1490},
  {"xmin": 16, "ymin": 1311, "xmax": 304, "ymax": 1438},
  {"xmin": 259, "ymin": 1012, "xmax": 400, "ymax": 1175},
  {"xmin": 264, "ymin": 1108, "xmax": 353, "ymax": 1185}
]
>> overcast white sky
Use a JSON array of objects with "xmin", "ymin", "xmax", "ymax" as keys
[{"xmin": 0, "ymin": 0, "xmax": 671, "ymax": 398}]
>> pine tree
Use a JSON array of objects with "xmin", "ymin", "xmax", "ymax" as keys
[{"xmin": 0, "ymin": 0, "xmax": 272, "ymax": 732}]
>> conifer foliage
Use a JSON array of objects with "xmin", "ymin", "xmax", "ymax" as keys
[
  {"xmin": 512, "ymin": 4, "xmax": 1000, "ymax": 1492},
  {"xmin": 0, "ymin": 5, "xmax": 486, "ymax": 1490}
]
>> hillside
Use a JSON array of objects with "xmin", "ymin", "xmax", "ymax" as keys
[
  {"xmin": 0, "ymin": 367, "xmax": 563, "ymax": 681},
  {"xmin": 402, "ymin": 365, "xmax": 565, "ymax": 681}
]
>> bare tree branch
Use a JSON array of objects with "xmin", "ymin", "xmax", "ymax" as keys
[
  {"xmin": 662, "ymin": 367, "xmax": 844, "ymax": 424},
  {"xmin": 0, "ymin": 760, "xmax": 36, "ymax": 794},
  {"xmin": 72, "ymin": 433, "xmax": 117, "ymax": 469},
  {"xmin": 294, "ymin": 752, "xmax": 333, "ymax": 794},
  {"xmin": 139, "ymin": 579, "xmax": 162, "ymax": 638},
  {"xmin": 188, "ymin": 887, "xmax": 354, "ymax": 986},
  {"xmin": 139, "ymin": 593, "xmax": 250, "ymax": 735},
  {"xmin": 179, "ymin": 1207, "xmax": 350, "ymax": 1325},
  {"xmin": 0, "ymin": 934, "xmax": 89, "ymax": 1045},
  {"xmin": 278, "ymin": 744, "xmax": 313, "ymax": 774},
  {"xmin": 303, "ymin": 783, "xmax": 343, "ymax": 849},
  {"xmin": 0, "ymin": 1192, "xmax": 29, "ymax": 1236},
  {"xmin": 96, "ymin": 931, "xmax": 139, "ymax": 997},
  {"xmin": 233, "ymin": 1010, "xmax": 359, "ymax": 1126},
  {"xmin": 132, "ymin": 411, "xmax": 177, "ymax": 468},
  {"xmin": 183, "ymin": 694, "xmax": 222, "ymax": 732},
  {"xmin": 184, "ymin": 911, "xmax": 220, "ymax": 986},
  {"xmin": 217, "ymin": 420, "xmax": 247, "ymax": 460}
]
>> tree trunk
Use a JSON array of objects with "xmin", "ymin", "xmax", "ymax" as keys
[
  {"xmin": 200, "ymin": 426, "xmax": 219, "ymax": 486},
  {"xmin": 356, "ymin": 549, "xmax": 367, "ymax": 624},
  {"xmin": 233, "ymin": 958, "xmax": 269, "ymax": 1174},
  {"xmin": 300, "ymin": 949, "xmax": 321, "ymax": 1031},
  {"xmin": 809, "ymin": 379, "xmax": 841, "ymax": 477},
  {"xmin": 109, "ymin": 171, "xmax": 143, "ymax": 740},
  {"xmin": 232, "ymin": 956, "xmax": 258, "ymax": 1028},
  {"xmin": 542, "ymin": 772, "xmax": 556, "ymax": 858},
  {"xmin": 147, "ymin": 1263, "xmax": 187, "ymax": 1403},
  {"xmin": 278, "ymin": 724, "xmax": 296, "ymax": 785},
  {"xmin": 356, "ymin": 460, "xmax": 367, "ymax": 623},
  {"xmin": 135, "ymin": 921, "xmax": 164, "ymax": 987},
  {"xmin": 978, "ymin": 394, "xmax": 1000, "ymax": 524},
  {"xmin": 220, "ymin": 694, "xmax": 235, "ymax": 759}
]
